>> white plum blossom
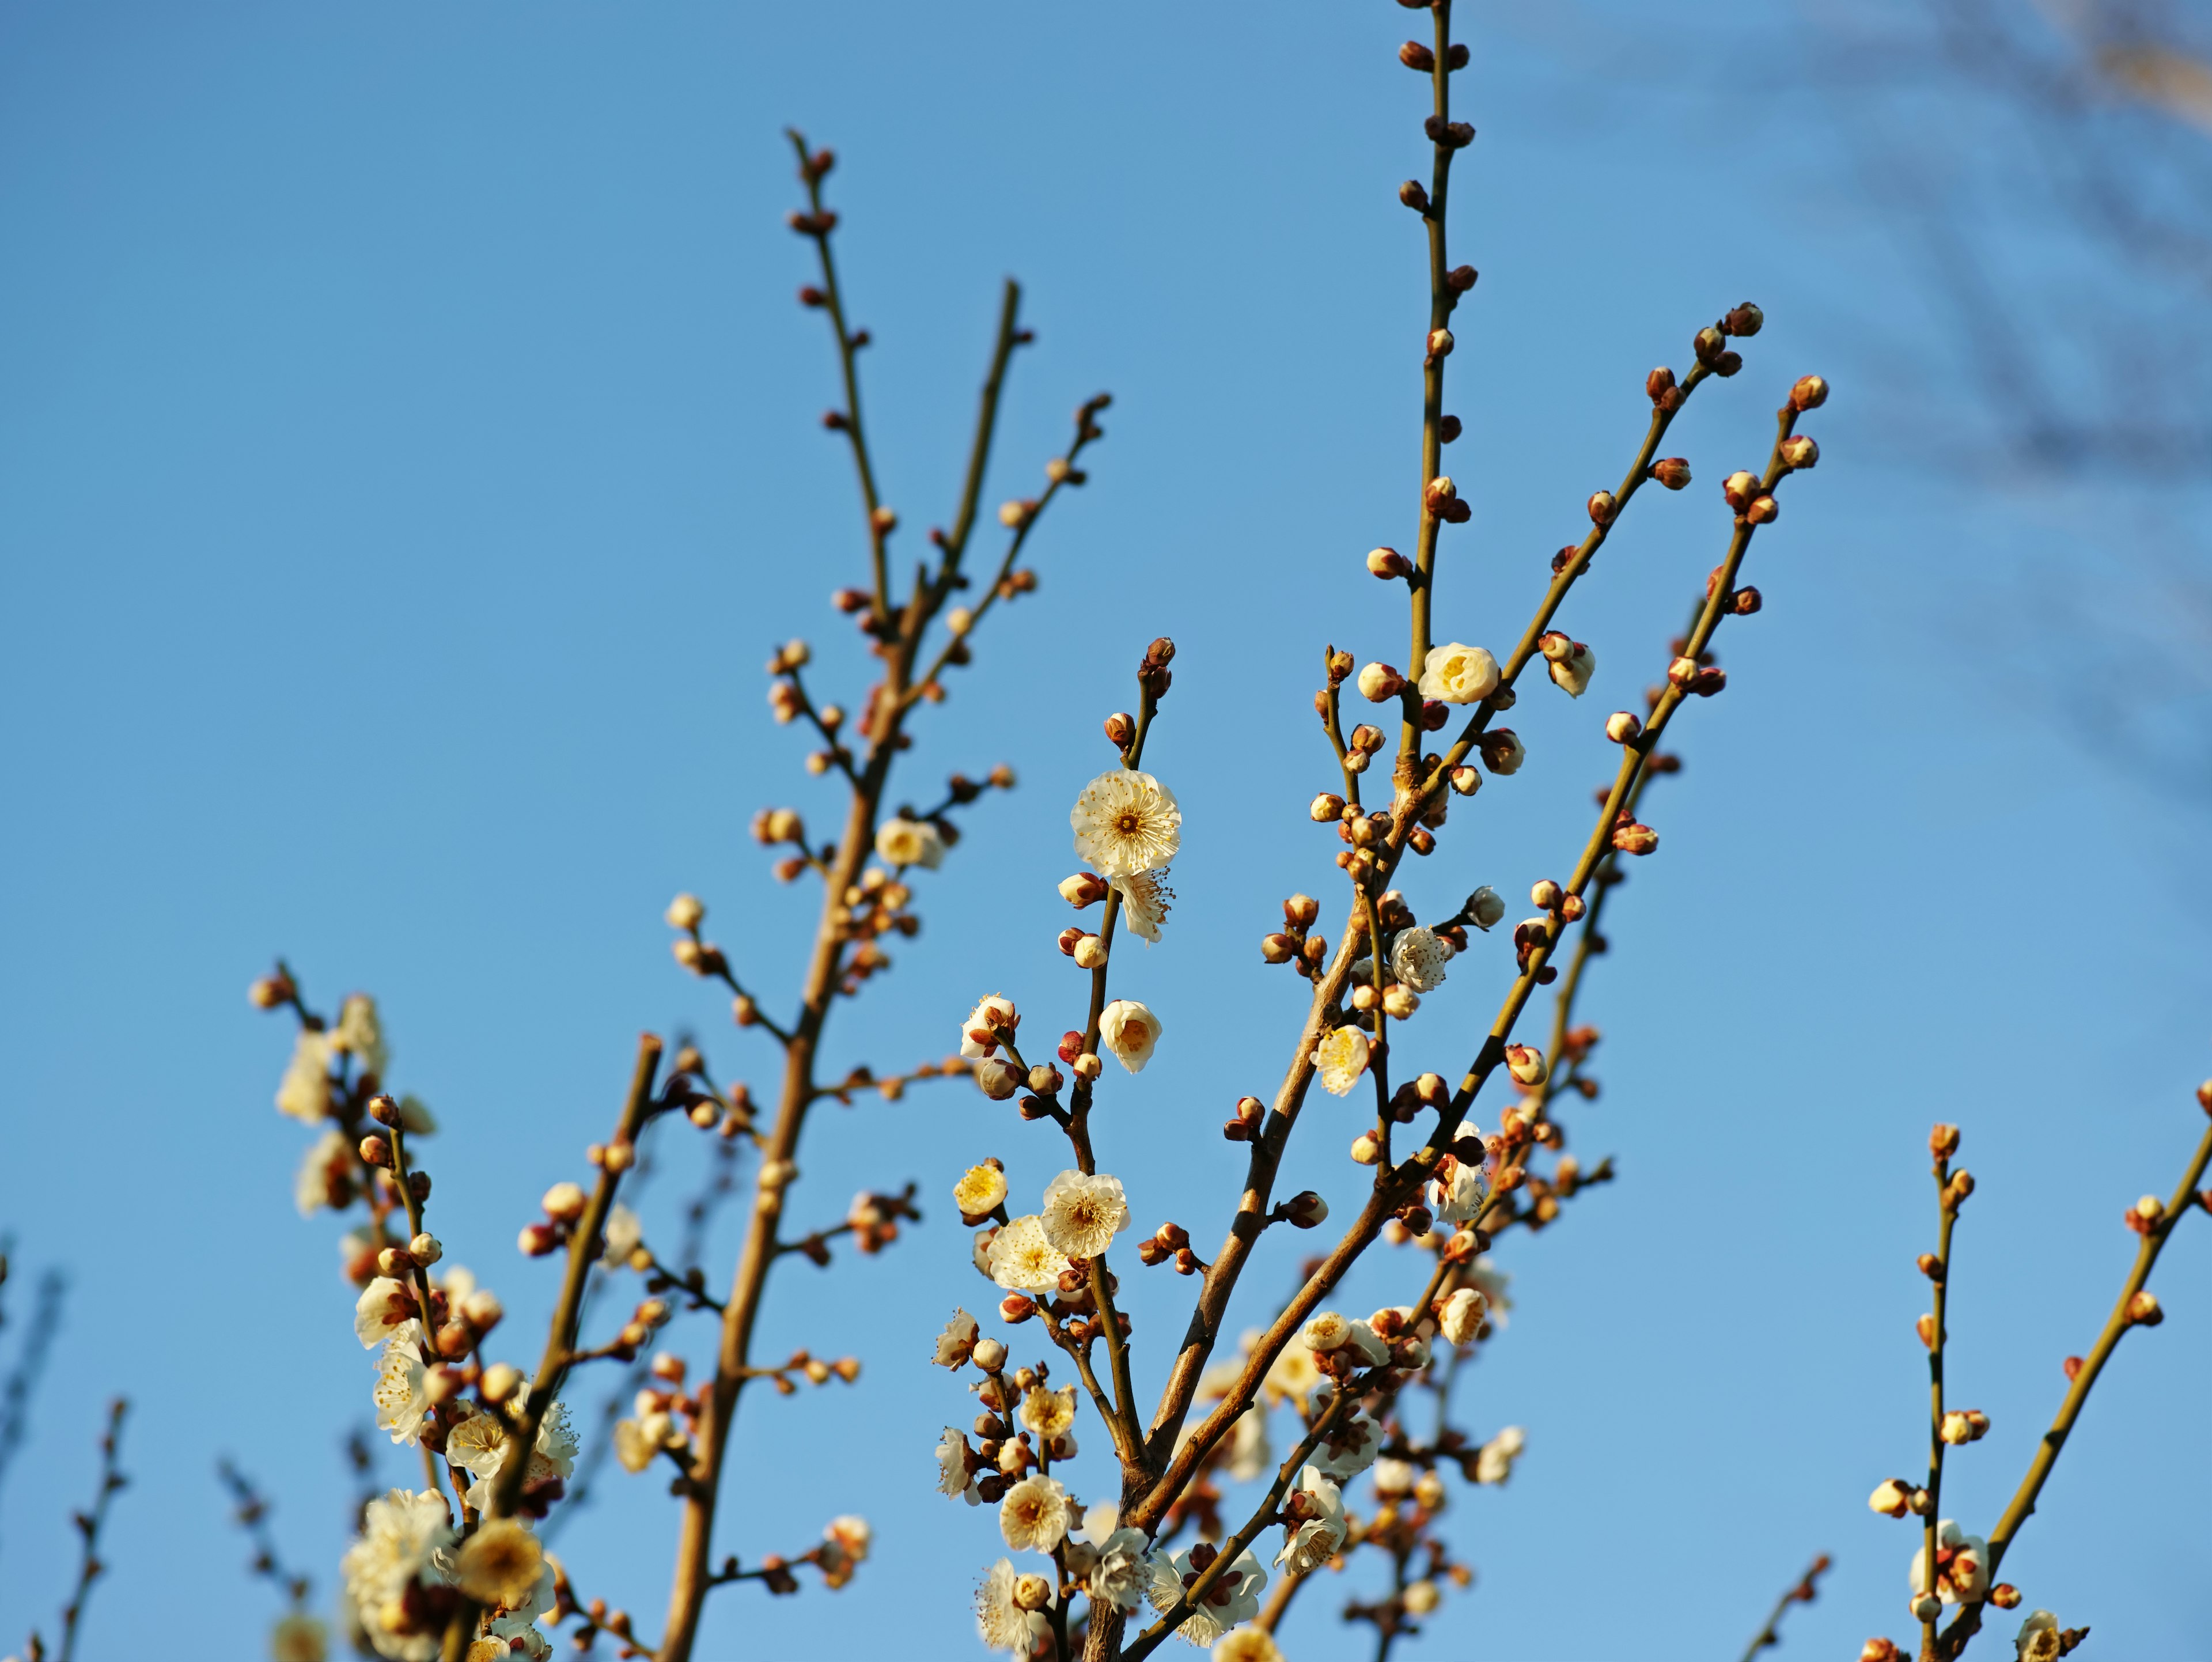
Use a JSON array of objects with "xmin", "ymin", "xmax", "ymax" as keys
[
  {"xmin": 603, "ymin": 1203, "xmax": 643, "ymax": 1265},
  {"xmin": 1389, "ymin": 926, "xmax": 1453, "ymax": 993},
  {"xmin": 296, "ymin": 1127, "xmax": 352, "ymax": 1216},
  {"xmin": 1316, "ymin": 1026, "xmax": 1370, "ymax": 1096},
  {"xmin": 355, "ymin": 1279, "xmax": 420, "ymax": 1349},
  {"xmin": 932, "ymin": 1308, "xmax": 981, "ymax": 1368},
  {"xmin": 1041, "ymin": 1169, "xmax": 1130, "ymax": 1259},
  {"xmin": 1114, "ymin": 869, "xmax": 1174, "ymax": 943},
  {"xmin": 1228, "ymin": 1409, "xmax": 1272, "ymax": 1483},
  {"xmin": 1313, "ymin": 1409, "xmax": 1384, "ymax": 1482},
  {"xmin": 960, "ymin": 994, "xmax": 1019, "ymax": 1059},
  {"xmin": 2015, "ymin": 1611, "xmax": 2062, "ymax": 1662},
  {"xmin": 1437, "ymin": 1286, "xmax": 1489, "ymax": 1345},
  {"xmin": 1432, "ymin": 1157, "xmax": 1490, "ymax": 1225},
  {"xmin": 1089, "ymin": 1527, "xmax": 1154, "ymax": 1613},
  {"xmin": 1147, "ymin": 1544, "xmax": 1268, "ymax": 1645},
  {"xmin": 340, "ymin": 1488, "xmax": 453, "ymax": 1661},
  {"xmin": 452, "ymin": 1517, "xmax": 543, "ymax": 1607},
  {"xmin": 1472, "ymin": 1425, "xmax": 1526, "ymax": 1485},
  {"xmin": 937, "ymin": 1427, "xmax": 981, "ymax": 1504},
  {"xmin": 1548, "ymin": 641, "xmax": 1595, "ymax": 698},
  {"xmin": 997, "ymin": 1472, "xmax": 1071, "ymax": 1552},
  {"xmin": 875, "ymin": 817, "xmax": 946, "ymax": 870},
  {"xmin": 1071, "ymin": 770, "xmax": 1181, "ymax": 877},
  {"xmin": 329, "ymin": 994, "xmax": 389, "ymax": 1081},
  {"xmin": 1212, "ymin": 1629, "xmax": 1285, "ymax": 1662},
  {"xmin": 1418, "ymin": 642, "xmax": 1501, "ymax": 705},
  {"xmin": 372, "ymin": 1324, "xmax": 433, "ymax": 1446},
  {"xmin": 1020, "ymin": 1384, "xmax": 1078, "ymax": 1441},
  {"xmin": 1274, "ymin": 1465, "xmax": 1347, "ymax": 1574},
  {"xmin": 1908, "ymin": 1520, "xmax": 1990, "ymax": 1606},
  {"xmin": 276, "ymin": 1030, "xmax": 333, "ymax": 1123},
  {"xmin": 975, "ymin": 1558, "xmax": 1051, "ymax": 1656},
  {"xmin": 613, "ymin": 1412, "xmax": 673, "ymax": 1474},
  {"xmin": 954, "ymin": 1164, "xmax": 1008, "ymax": 1218},
  {"xmin": 1098, "ymin": 1000, "xmax": 1163, "ymax": 1072},
  {"xmin": 987, "ymin": 1216, "xmax": 1074, "ymax": 1294}
]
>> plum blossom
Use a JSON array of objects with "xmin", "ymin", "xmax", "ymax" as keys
[
  {"xmin": 372, "ymin": 1323, "xmax": 433, "ymax": 1446},
  {"xmin": 1071, "ymin": 770, "xmax": 1180, "ymax": 877},
  {"xmin": 975, "ymin": 1558, "xmax": 1051, "ymax": 1656},
  {"xmin": 1908, "ymin": 1520, "xmax": 1989, "ymax": 1606},
  {"xmin": 1389, "ymin": 926, "xmax": 1452, "ymax": 993},
  {"xmin": 875, "ymin": 817, "xmax": 946, "ymax": 870},
  {"xmin": 1472, "ymin": 1425, "xmax": 1526, "ymax": 1485},
  {"xmin": 1315, "ymin": 1026, "xmax": 1369, "ymax": 1096},
  {"xmin": 1274, "ymin": 1465, "xmax": 1346, "ymax": 1574},
  {"xmin": 1147, "ymin": 1543, "xmax": 1268, "ymax": 1645},
  {"xmin": 997, "ymin": 1472, "xmax": 1071, "ymax": 1552},
  {"xmin": 1114, "ymin": 869, "xmax": 1175, "ymax": 944},
  {"xmin": 339, "ymin": 1488, "xmax": 453, "ymax": 1662},
  {"xmin": 954, "ymin": 1164, "xmax": 1007, "ymax": 1219},
  {"xmin": 1099, "ymin": 1000, "xmax": 1164, "ymax": 1072},
  {"xmin": 937, "ymin": 1427, "xmax": 981, "ymax": 1504},
  {"xmin": 1041, "ymin": 1169, "xmax": 1130, "ymax": 1259},
  {"xmin": 276, "ymin": 1031, "xmax": 333, "ymax": 1124},
  {"xmin": 960, "ymin": 994, "xmax": 1019, "ymax": 1059},
  {"xmin": 1418, "ymin": 642, "xmax": 1501, "ymax": 705},
  {"xmin": 932, "ymin": 1308, "xmax": 980, "ymax": 1368},
  {"xmin": 986, "ymin": 1216, "xmax": 1073, "ymax": 1294}
]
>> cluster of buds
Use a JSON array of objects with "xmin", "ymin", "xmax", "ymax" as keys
[
  {"xmin": 520, "ymin": 1181, "xmax": 592, "ymax": 1258},
  {"xmin": 1866, "ymin": 1478, "xmax": 1934, "ymax": 1518},
  {"xmin": 1397, "ymin": 38, "xmax": 1471, "ymax": 74},
  {"xmin": 1222, "ymin": 1095, "xmax": 1267, "ymax": 1141},
  {"xmin": 1137, "ymin": 635, "xmax": 1176, "ymax": 702},
  {"xmin": 2123, "ymin": 1192, "xmax": 2165, "ymax": 1235},
  {"xmin": 1386, "ymin": 1072, "xmax": 1451, "ymax": 1126},
  {"xmin": 1262, "ymin": 891, "xmax": 1331, "ymax": 979},
  {"xmin": 748, "ymin": 807, "xmax": 821, "ymax": 884},
  {"xmin": 833, "ymin": 866, "xmax": 919, "ymax": 994},
  {"xmin": 1719, "ymin": 467, "xmax": 1777, "ymax": 527},
  {"xmin": 843, "ymin": 1185, "xmax": 922, "ymax": 1258},
  {"xmin": 1537, "ymin": 632, "xmax": 1594, "ymax": 699},
  {"xmin": 1135, "ymin": 1221, "xmax": 1205, "ymax": 1274},
  {"xmin": 1665, "ymin": 650, "xmax": 1727, "ymax": 701},
  {"xmin": 1938, "ymin": 1409, "xmax": 1991, "ymax": 1445}
]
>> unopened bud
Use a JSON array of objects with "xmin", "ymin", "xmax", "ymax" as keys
[
  {"xmin": 1586, "ymin": 490, "xmax": 1617, "ymax": 527},
  {"xmin": 1504, "ymin": 1044, "xmax": 1547, "ymax": 1086},
  {"xmin": 2126, "ymin": 1290, "xmax": 2163, "ymax": 1326},
  {"xmin": 1790, "ymin": 374, "xmax": 1828, "ymax": 411},
  {"xmin": 1073, "ymin": 936, "xmax": 1108, "ymax": 971},
  {"xmin": 461, "ymin": 1289, "xmax": 505, "ymax": 1331},
  {"xmin": 1426, "ymin": 328, "xmax": 1454, "ymax": 359},
  {"xmin": 1027, "ymin": 1063, "xmax": 1063, "ymax": 1095},
  {"xmin": 1988, "ymin": 1584, "xmax": 2021, "ymax": 1611},
  {"xmin": 543, "ymin": 1182, "xmax": 588, "ymax": 1224},
  {"xmin": 1721, "ymin": 470, "xmax": 1760, "ymax": 510},
  {"xmin": 1605, "ymin": 710, "xmax": 1641, "ymax": 744},
  {"xmin": 1745, "ymin": 494, "xmax": 1779, "ymax": 525},
  {"xmin": 1012, "ymin": 1574, "xmax": 1052, "ymax": 1612},
  {"xmin": 1367, "ymin": 546, "xmax": 1412, "ymax": 580},
  {"xmin": 1073, "ymin": 1052, "xmax": 1103, "ymax": 1081},
  {"xmin": 972, "ymin": 1337, "xmax": 1007, "ymax": 1372},
  {"xmin": 1722, "ymin": 301, "xmax": 1764, "ymax": 337},
  {"xmin": 369, "ymin": 1094, "xmax": 403, "ymax": 1127},
  {"xmin": 998, "ymin": 1295, "xmax": 1037, "ymax": 1324},
  {"xmin": 974, "ymin": 1058, "xmax": 1022, "ymax": 1101},
  {"xmin": 1649, "ymin": 457, "xmax": 1691, "ymax": 490},
  {"xmin": 1531, "ymin": 879, "xmax": 1562, "ymax": 910},
  {"xmin": 1262, "ymin": 933, "xmax": 1297, "ymax": 964},
  {"xmin": 1309, "ymin": 793, "xmax": 1345, "ymax": 823},
  {"xmin": 480, "ymin": 1363, "xmax": 521, "ymax": 1404},
  {"xmin": 359, "ymin": 1134, "xmax": 392, "ymax": 1168},
  {"xmin": 1780, "ymin": 434, "xmax": 1819, "ymax": 470},
  {"xmin": 1350, "ymin": 1133, "xmax": 1381, "ymax": 1167},
  {"xmin": 1448, "ymin": 765, "xmax": 1482, "ymax": 796},
  {"xmin": 1058, "ymin": 872, "xmax": 1111, "ymax": 907},
  {"xmin": 1867, "ymin": 1479, "xmax": 1912, "ymax": 1518},
  {"xmin": 1358, "ymin": 662, "xmax": 1406, "ymax": 702}
]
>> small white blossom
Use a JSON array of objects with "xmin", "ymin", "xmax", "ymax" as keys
[
  {"xmin": 372, "ymin": 1323, "xmax": 433, "ymax": 1447},
  {"xmin": 340, "ymin": 1489, "xmax": 453, "ymax": 1662},
  {"xmin": 1098, "ymin": 1000, "xmax": 1164, "ymax": 1072},
  {"xmin": 1090, "ymin": 1527, "xmax": 1153, "ymax": 1613},
  {"xmin": 875, "ymin": 818, "xmax": 946, "ymax": 870},
  {"xmin": 1071, "ymin": 770, "xmax": 1181, "ymax": 877},
  {"xmin": 1228, "ymin": 1409, "xmax": 1272, "ymax": 1483},
  {"xmin": 998, "ymin": 1472, "xmax": 1071, "ymax": 1552},
  {"xmin": 960, "ymin": 994, "xmax": 1019, "ymax": 1059},
  {"xmin": 1548, "ymin": 641, "xmax": 1595, "ymax": 698},
  {"xmin": 2015, "ymin": 1611, "xmax": 2061, "ymax": 1662},
  {"xmin": 1212, "ymin": 1629, "xmax": 1283, "ymax": 1662},
  {"xmin": 987, "ymin": 1216, "xmax": 1074, "ymax": 1294},
  {"xmin": 603, "ymin": 1204, "xmax": 643, "ymax": 1265},
  {"xmin": 1433, "ymin": 1159, "xmax": 1490, "ymax": 1226},
  {"xmin": 1315, "ymin": 1026, "xmax": 1370, "ymax": 1096},
  {"xmin": 1114, "ymin": 869, "xmax": 1175, "ymax": 943},
  {"xmin": 954, "ymin": 1165, "xmax": 1008, "ymax": 1218},
  {"xmin": 1274, "ymin": 1465, "xmax": 1346, "ymax": 1574},
  {"xmin": 1147, "ymin": 1544, "xmax": 1268, "ymax": 1645},
  {"xmin": 1418, "ymin": 643, "xmax": 1501, "ymax": 705},
  {"xmin": 937, "ymin": 1427, "xmax": 981, "ymax": 1504},
  {"xmin": 356, "ymin": 1278, "xmax": 422, "ymax": 1350},
  {"xmin": 1389, "ymin": 927, "xmax": 1452, "ymax": 993},
  {"xmin": 1908, "ymin": 1520, "xmax": 1989, "ymax": 1606},
  {"xmin": 452, "ymin": 1517, "xmax": 543, "ymax": 1607},
  {"xmin": 276, "ymin": 1031, "xmax": 334, "ymax": 1123},
  {"xmin": 1437, "ymin": 1286, "xmax": 1488, "ymax": 1345},
  {"xmin": 975, "ymin": 1558, "xmax": 1050, "ymax": 1656},
  {"xmin": 613, "ymin": 1413, "xmax": 671, "ymax": 1474},
  {"xmin": 1472, "ymin": 1425, "xmax": 1526, "ymax": 1485},
  {"xmin": 932, "ymin": 1308, "xmax": 981, "ymax": 1368},
  {"xmin": 1020, "ymin": 1384, "xmax": 1078, "ymax": 1441},
  {"xmin": 1040, "ymin": 1169, "xmax": 1130, "ymax": 1259}
]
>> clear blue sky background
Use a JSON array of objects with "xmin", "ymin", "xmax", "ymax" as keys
[{"xmin": 2, "ymin": 3, "xmax": 2206, "ymax": 1660}]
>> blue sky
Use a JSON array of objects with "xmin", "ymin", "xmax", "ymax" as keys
[{"xmin": 1, "ymin": 3, "xmax": 2206, "ymax": 1659}]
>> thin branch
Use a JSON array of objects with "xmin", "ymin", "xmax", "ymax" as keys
[
  {"xmin": 54, "ymin": 1398, "xmax": 128, "ymax": 1662},
  {"xmin": 1736, "ymin": 1554, "xmax": 1832, "ymax": 1662}
]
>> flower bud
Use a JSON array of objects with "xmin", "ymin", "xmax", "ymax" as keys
[
  {"xmin": 1058, "ymin": 872, "xmax": 1111, "ymax": 908},
  {"xmin": 999, "ymin": 1294, "xmax": 1037, "ymax": 1324},
  {"xmin": 971, "ymin": 1337, "xmax": 1007, "ymax": 1372},
  {"xmin": 480, "ymin": 1363, "xmax": 521, "ymax": 1404},
  {"xmin": 1745, "ymin": 494, "xmax": 1779, "ymax": 525},
  {"xmin": 1309, "ymin": 793, "xmax": 1345, "ymax": 823},
  {"xmin": 1465, "ymin": 887, "xmax": 1505, "ymax": 930},
  {"xmin": 1073, "ymin": 936, "xmax": 1109, "ymax": 971},
  {"xmin": 1722, "ymin": 301, "xmax": 1763, "ymax": 337},
  {"xmin": 1916, "ymin": 1313, "xmax": 1936, "ymax": 1349},
  {"xmin": 1285, "ymin": 1190, "xmax": 1328, "ymax": 1228},
  {"xmin": 369, "ymin": 1093, "xmax": 403, "ymax": 1128},
  {"xmin": 1868, "ymin": 1479, "xmax": 1911, "ymax": 1517},
  {"xmin": 1103, "ymin": 711, "xmax": 1135, "ymax": 749},
  {"xmin": 1649, "ymin": 457, "xmax": 1691, "ymax": 490},
  {"xmin": 1910, "ymin": 1594, "xmax": 1941, "ymax": 1623},
  {"xmin": 1399, "ymin": 39, "xmax": 1435, "ymax": 70},
  {"xmin": 1426, "ymin": 329, "xmax": 1454, "ymax": 359},
  {"xmin": 1605, "ymin": 710, "xmax": 1641, "ymax": 744},
  {"xmin": 1940, "ymin": 1411, "xmax": 1972, "ymax": 1445},
  {"xmin": 1610, "ymin": 821, "xmax": 1658, "ymax": 855},
  {"xmin": 1449, "ymin": 765, "xmax": 1482, "ymax": 796},
  {"xmin": 1350, "ymin": 1132, "xmax": 1381, "ymax": 1166},
  {"xmin": 1367, "ymin": 546, "xmax": 1412, "ymax": 580},
  {"xmin": 1382, "ymin": 986, "xmax": 1419, "ymax": 1019},
  {"xmin": 519, "ymin": 1223, "xmax": 562, "ymax": 1258},
  {"xmin": 1358, "ymin": 662, "xmax": 1406, "ymax": 702},
  {"xmin": 1790, "ymin": 374, "xmax": 1828, "ymax": 411},
  {"xmin": 1929, "ymin": 1123, "xmax": 1961, "ymax": 1160},
  {"xmin": 1262, "ymin": 933, "xmax": 1297, "ymax": 964},
  {"xmin": 461, "ymin": 1289, "xmax": 505, "ymax": 1331},
  {"xmin": 1694, "ymin": 325, "xmax": 1727, "ymax": 366},
  {"xmin": 542, "ymin": 1182, "xmax": 587, "ymax": 1223},
  {"xmin": 1780, "ymin": 434, "xmax": 1819, "ymax": 470},
  {"xmin": 1505, "ymin": 1044, "xmax": 1547, "ymax": 1086},
  {"xmin": 1073, "ymin": 1052, "xmax": 1103, "ymax": 1081},
  {"xmin": 1859, "ymin": 1642, "xmax": 1902, "ymax": 1662},
  {"xmin": 377, "ymin": 1247, "xmax": 417, "ymax": 1277},
  {"xmin": 975, "ymin": 1059, "xmax": 1022, "ymax": 1101},
  {"xmin": 1531, "ymin": 880, "xmax": 1562, "ymax": 911},
  {"xmin": 1721, "ymin": 470, "xmax": 1761, "ymax": 511},
  {"xmin": 1988, "ymin": 1584, "xmax": 2020, "ymax": 1611},
  {"xmin": 359, "ymin": 1134, "xmax": 392, "ymax": 1168},
  {"xmin": 1479, "ymin": 729, "xmax": 1524, "ymax": 775},
  {"xmin": 1586, "ymin": 490, "xmax": 1617, "ymax": 526},
  {"xmin": 1398, "ymin": 179, "xmax": 1430, "ymax": 212},
  {"xmin": 2126, "ymin": 1290, "xmax": 2163, "ymax": 1326},
  {"xmin": 1012, "ymin": 1573, "xmax": 1052, "ymax": 1612}
]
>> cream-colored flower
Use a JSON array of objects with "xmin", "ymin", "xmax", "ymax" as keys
[
  {"xmin": 1548, "ymin": 641, "xmax": 1595, "ymax": 698},
  {"xmin": 1908, "ymin": 1520, "xmax": 1988, "ymax": 1606},
  {"xmin": 355, "ymin": 1277, "xmax": 419, "ymax": 1349},
  {"xmin": 271, "ymin": 1612, "xmax": 329, "ymax": 1662},
  {"xmin": 875, "ymin": 817, "xmax": 946, "ymax": 870},
  {"xmin": 1089, "ymin": 1527, "xmax": 1153, "ymax": 1613},
  {"xmin": 1472, "ymin": 1425, "xmax": 1525, "ymax": 1485},
  {"xmin": 975, "ymin": 1558, "xmax": 1050, "ymax": 1655},
  {"xmin": 453, "ymin": 1519, "xmax": 544, "ymax": 1606},
  {"xmin": 1041, "ymin": 1169, "xmax": 1130, "ymax": 1259},
  {"xmin": 987, "ymin": 1216, "xmax": 1073, "ymax": 1294},
  {"xmin": 446, "ymin": 1395, "xmax": 575, "ymax": 1510},
  {"xmin": 998, "ymin": 1472, "xmax": 1071, "ymax": 1552},
  {"xmin": 1274, "ymin": 1466, "xmax": 1346, "ymax": 1574},
  {"xmin": 603, "ymin": 1204, "xmax": 643, "ymax": 1265},
  {"xmin": 1316, "ymin": 1026, "xmax": 1370, "ymax": 1096},
  {"xmin": 818, "ymin": 1516, "xmax": 870, "ymax": 1588},
  {"xmin": 373, "ymin": 1324, "xmax": 433, "ymax": 1446},
  {"xmin": 1020, "ymin": 1384, "xmax": 1078, "ymax": 1441},
  {"xmin": 937, "ymin": 1427, "xmax": 980, "ymax": 1504},
  {"xmin": 955, "ymin": 1164, "xmax": 1008, "ymax": 1218},
  {"xmin": 1228, "ymin": 1409, "xmax": 1272, "ymax": 1483},
  {"xmin": 1213, "ymin": 1627, "xmax": 1283, "ymax": 1662},
  {"xmin": 1071, "ymin": 770, "xmax": 1181, "ymax": 877},
  {"xmin": 1437, "ymin": 1285, "xmax": 1488, "ymax": 1345},
  {"xmin": 296, "ymin": 1128, "xmax": 352, "ymax": 1217},
  {"xmin": 1403, "ymin": 1580, "xmax": 1440, "ymax": 1616},
  {"xmin": 933, "ymin": 1308, "xmax": 981, "ymax": 1368},
  {"xmin": 276, "ymin": 1030, "xmax": 333, "ymax": 1123},
  {"xmin": 1389, "ymin": 927, "xmax": 1452, "ymax": 993},
  {"xmin": 1148, "ymin": 1544, "xmax": 1268, "ymax": 1645},
  {"xmin": 340, "ymin": 1489, "xmax": 453, "ymax": 1661},
  {"xmin": 960, "ymin": 994, "xmax": 1019, "ymax": 1059},
  {"xmin": 1262, "ymin": 1343, "xmax": 1321, "ymax": 1407},
  {"xmin": 1113, "ymin": 869, "xmax": 1175, "ymax": 943},
  {"xmin": 1098, "ymin": 1000, "xmax": 1163, "ymax": 1073},
  {"xmin": 612, "ymin": 1413, "xmax": 671, "ymax": 1474},
  {"xmin": 2014, "ymin": 1611, "xmax": 2061, "ymax": 1662},
  {"xmin": 1418, "ymin": 642, "xmax": 1501, "ymax": 705},
  {"xmin": 1433, "ymin": 1159, "xmax": 1490, "ymax": 1226},
  {"xmin": 330, "ymin": 994, "xmax": 389, "ymax": 1081}
]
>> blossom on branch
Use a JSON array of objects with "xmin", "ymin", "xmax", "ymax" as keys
[{"xmin": 1071, "ymin": 770, "xmax": 1181, "ymax": 877}]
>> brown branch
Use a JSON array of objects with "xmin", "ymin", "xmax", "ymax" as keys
[
  {"xmin": 1736, "ymin": 1554, "xmax": 1831, "ymax": 1662},
  {"xmin": 53, "ymin": 1398, "xmax": 128, "ymax": 1662}
]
